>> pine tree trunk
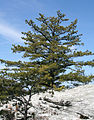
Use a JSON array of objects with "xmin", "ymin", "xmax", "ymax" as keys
[
  {"xmin": 24, "ymin": 111, "xmax": 27, "ymax": 120},
  {"xmin": 24, "ymin": 105, "xmax": 27, "ymax": 120}
]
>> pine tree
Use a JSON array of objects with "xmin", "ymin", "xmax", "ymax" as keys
[
  {"xmin": 0, "ymin": 10, "xmax": 94, "ymax": 119},
  {"xmin": 11, "ymin": 10, "xmax": 94, "ymax": 90},
  {"xmin": 0, "ymin": 66, "xmax": 39, "ymax": 119}
]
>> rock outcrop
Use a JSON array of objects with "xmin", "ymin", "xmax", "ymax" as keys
[
  {"xmin": 31, "ymin": 84, "xmax": 94, "ymax": 120},
  {"xmin": 1, "ymin": 84, "xmax": 94, "ymax": 120}
]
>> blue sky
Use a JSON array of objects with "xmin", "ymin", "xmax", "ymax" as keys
[{"xmin": 0, "ymin": 0, "xmax": 94, "ymax": 75}]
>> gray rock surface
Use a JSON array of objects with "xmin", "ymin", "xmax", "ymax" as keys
[
  {"xmin": 1, "ymin": 84, "xmax": 94, "ymax": 120},
  {"xmin": 31, "ymin": 84, "xmax": 94, "ymax": 120}
]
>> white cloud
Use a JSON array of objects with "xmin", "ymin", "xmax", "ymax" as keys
[{"xmin": 0, "ymin": 23, "xmax": 23, "ymax": 43}]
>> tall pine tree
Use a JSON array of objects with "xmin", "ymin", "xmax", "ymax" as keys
[{"xmin": 0, "ymin": 10, "xmax": 94, "ymax": 119}]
